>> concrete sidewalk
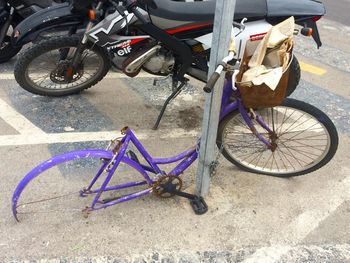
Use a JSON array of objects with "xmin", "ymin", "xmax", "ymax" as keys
[{"xmin": 0, "ymin": 17, "xmax": 350, "ymax": 263}]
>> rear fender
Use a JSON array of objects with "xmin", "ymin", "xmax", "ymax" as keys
[{"xmin": 13, "ymin": 3, "xmax": 86, "ymax": 46}]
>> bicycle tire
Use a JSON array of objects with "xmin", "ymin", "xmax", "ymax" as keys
[
  {"xmin": 217, "ymin": 98, "xmax": 338, "ymax": 177},
  {"xmin": 14, "ymin": 36, "xmax": 111, "ymax": 96},
  {"xmin": 12, "ymin": 150, "xmax": 150, "ymax": 222}
]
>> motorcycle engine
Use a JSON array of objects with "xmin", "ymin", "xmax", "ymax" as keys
[
  {"xmin": 143, "ymin": 51, "xmax": 175, "ymax": 75},
  {"xmin": 123, "ymin": 45, "xmax": 175, "ymax": 77}
]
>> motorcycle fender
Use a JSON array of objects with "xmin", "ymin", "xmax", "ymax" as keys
[
  {"xmin": 13, "ymin": 3, "xmax": 85, "ymax": 46},
  {"xmin": 87, "ymin": 8, "xmax": 139, "ymax": 48}
]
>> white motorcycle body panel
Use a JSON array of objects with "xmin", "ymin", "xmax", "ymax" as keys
[{"xmin": 195, "ymin": 20, "xmax": 272, "ymax": 59}]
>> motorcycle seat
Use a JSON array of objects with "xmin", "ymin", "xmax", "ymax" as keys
[
  {"xmin": 267, "ymin": 0, "xmax": 325, "ymax": 17},
  {"xmin": 149, "ymin": 0, "xmax": 268, "ymax": 22}
]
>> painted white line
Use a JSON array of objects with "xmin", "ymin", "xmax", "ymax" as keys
[
  {"xmin": 0, "ymin": 73, "xmax": 15, "ymax": 80},
  {"xmin": 0, "ymin": 128, "xmax": 199, "ymax": 146},
  {"xmin": 242, "ymin": 172, "xmax": 350, "ymax": 263},
  {"xmin": 0, "ymin": 71, "xmax": 156, "ymax": 80},
  {"xmin": 0, "ymin": 98, "xmax": 45, "ymax": 135}
]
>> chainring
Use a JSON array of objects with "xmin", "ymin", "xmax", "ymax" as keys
[{"xmin": 152, "ymin": 175, "xmax": 183, "ymax": 198}]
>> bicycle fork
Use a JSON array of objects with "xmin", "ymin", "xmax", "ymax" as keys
[{"xmin": 238, "ymin": 100, "xmax": 274, "ymax": 150}]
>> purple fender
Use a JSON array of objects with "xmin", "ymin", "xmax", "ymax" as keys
[
  {"xmin": 12, "ymin": 150, "xmax": 112, "ymax": 221},
  {"xmin": 12, "ymin": 150, "xmax": 152, "ymax": 221},
  {"xmin": 12, "ymin": 150, "xmax": 153, "ymax": 221}
]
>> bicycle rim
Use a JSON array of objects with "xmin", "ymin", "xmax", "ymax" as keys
[{"xmin": 219, "ymin": 101, "xmax": 335, "ymax": 176}]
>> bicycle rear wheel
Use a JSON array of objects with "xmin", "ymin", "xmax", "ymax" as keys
[
  {"xmin": 217, "ymin": 98, "xmax": 338, "ymax": 177},
  {"xmin": 12, "ymin": 150, "xmax": 150, "ymax": 222}
]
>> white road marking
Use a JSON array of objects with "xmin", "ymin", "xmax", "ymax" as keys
[
  {"xmin": 0, "ymin": 73, "xmax": 14, "ymax": 80},
  {"xmin": 0, "ymin": 98, "xmax": 45, "ymax": 135},
  {"xmin": 242, "ymin": 172, "xmax": 350, "ymax": 263},
  {"xmin": 0, "ymin": 128, "xmax": 199, "ymax": 146}
]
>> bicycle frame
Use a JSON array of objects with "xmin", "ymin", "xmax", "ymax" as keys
[{"xmin": 12, "ymin": 75, "xmax": 274, "ymax": 220}]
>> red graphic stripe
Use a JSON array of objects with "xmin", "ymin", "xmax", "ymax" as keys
[
  {"xmin": 166, "ymin": 23, "xmax": 212, "ymax": 35},
  {"xmin": 249, "ymin": 32, "xmax": 268, "ymax": 41},
  {"xmin": 129, "ymin": 38, "xmax": 147, "ymax": 46},
  {"xmin": 129, "ymin": 23, "xmax": 212, "ymax": 46}
]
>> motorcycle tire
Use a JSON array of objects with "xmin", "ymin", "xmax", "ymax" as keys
[
  {"xmin": 14, "ymin": 36, "xmax": 111, "ymax": 96},
  {"xmin": 285, "ymin": 56, "xmax": 301, "ymax": 97}
]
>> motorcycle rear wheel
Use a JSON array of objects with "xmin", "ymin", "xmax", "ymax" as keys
[
  {"xmin": 14, "ymin": 36, "xmax": 111, "ymax": 96},
  {"xmin": 285, "ymin": 56, "xmax": 301, "ymax": 97}
]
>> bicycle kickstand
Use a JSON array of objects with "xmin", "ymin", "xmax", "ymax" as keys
[{"xmin": 152, "ymin": 80, "xmax": 187, "ymax": 130}]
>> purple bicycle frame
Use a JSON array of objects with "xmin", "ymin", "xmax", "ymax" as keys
[{"xmin": 12, "ymin": 77, "xmax": 273, "ymax": 220}]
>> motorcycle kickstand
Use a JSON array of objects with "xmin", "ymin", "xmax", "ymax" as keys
[{"xmin": 152, "ymin": 80, "xmax": 187, "ymax": 130}]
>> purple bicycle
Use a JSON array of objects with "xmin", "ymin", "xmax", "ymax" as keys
[{"xmin": 12, "ymin": 42, "xmax": 338, "ymax": 221}]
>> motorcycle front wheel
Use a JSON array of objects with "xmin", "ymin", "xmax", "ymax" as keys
[{"xmin": 14, "ymin": 36, "xmax": 111, "ymax": 96}]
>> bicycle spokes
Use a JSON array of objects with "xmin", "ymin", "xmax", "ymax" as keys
[{"xmin": 221, "ymin": 105, "xmax": 331, "ymax": 174}]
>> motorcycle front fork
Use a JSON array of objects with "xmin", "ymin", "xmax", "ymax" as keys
[
  {"xmin": 70, "ymin": 0, "xmax": 104, "ymax": 69},
  {"xmin": 70, "ymin": 21, "xmax": 95, "ymax": 68},
  {"xmin": 0, "ymin": 7, "xmax": 14, "ymax": 47}
]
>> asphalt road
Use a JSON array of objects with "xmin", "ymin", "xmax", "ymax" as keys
[{"xmin": 322, "ymin": 0, "xmax": 350, "ymax": 26}]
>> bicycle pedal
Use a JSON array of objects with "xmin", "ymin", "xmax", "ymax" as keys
[{"xmin": 190, "ymin": 196, "xmax": 208, "ymax": 215}]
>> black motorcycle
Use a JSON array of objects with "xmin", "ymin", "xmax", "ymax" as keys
[
  {"xmin": 0, "ymin": 0, "xmax": 67, "ymax": 63},
  {"xmin": 12, "ymin": 0, "xmax": 325, "ymax": 98}
]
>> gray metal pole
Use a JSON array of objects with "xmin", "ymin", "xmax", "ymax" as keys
[{"xmin": 196, "ymin": 0, "xmax": 236, "ymax": 196}]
